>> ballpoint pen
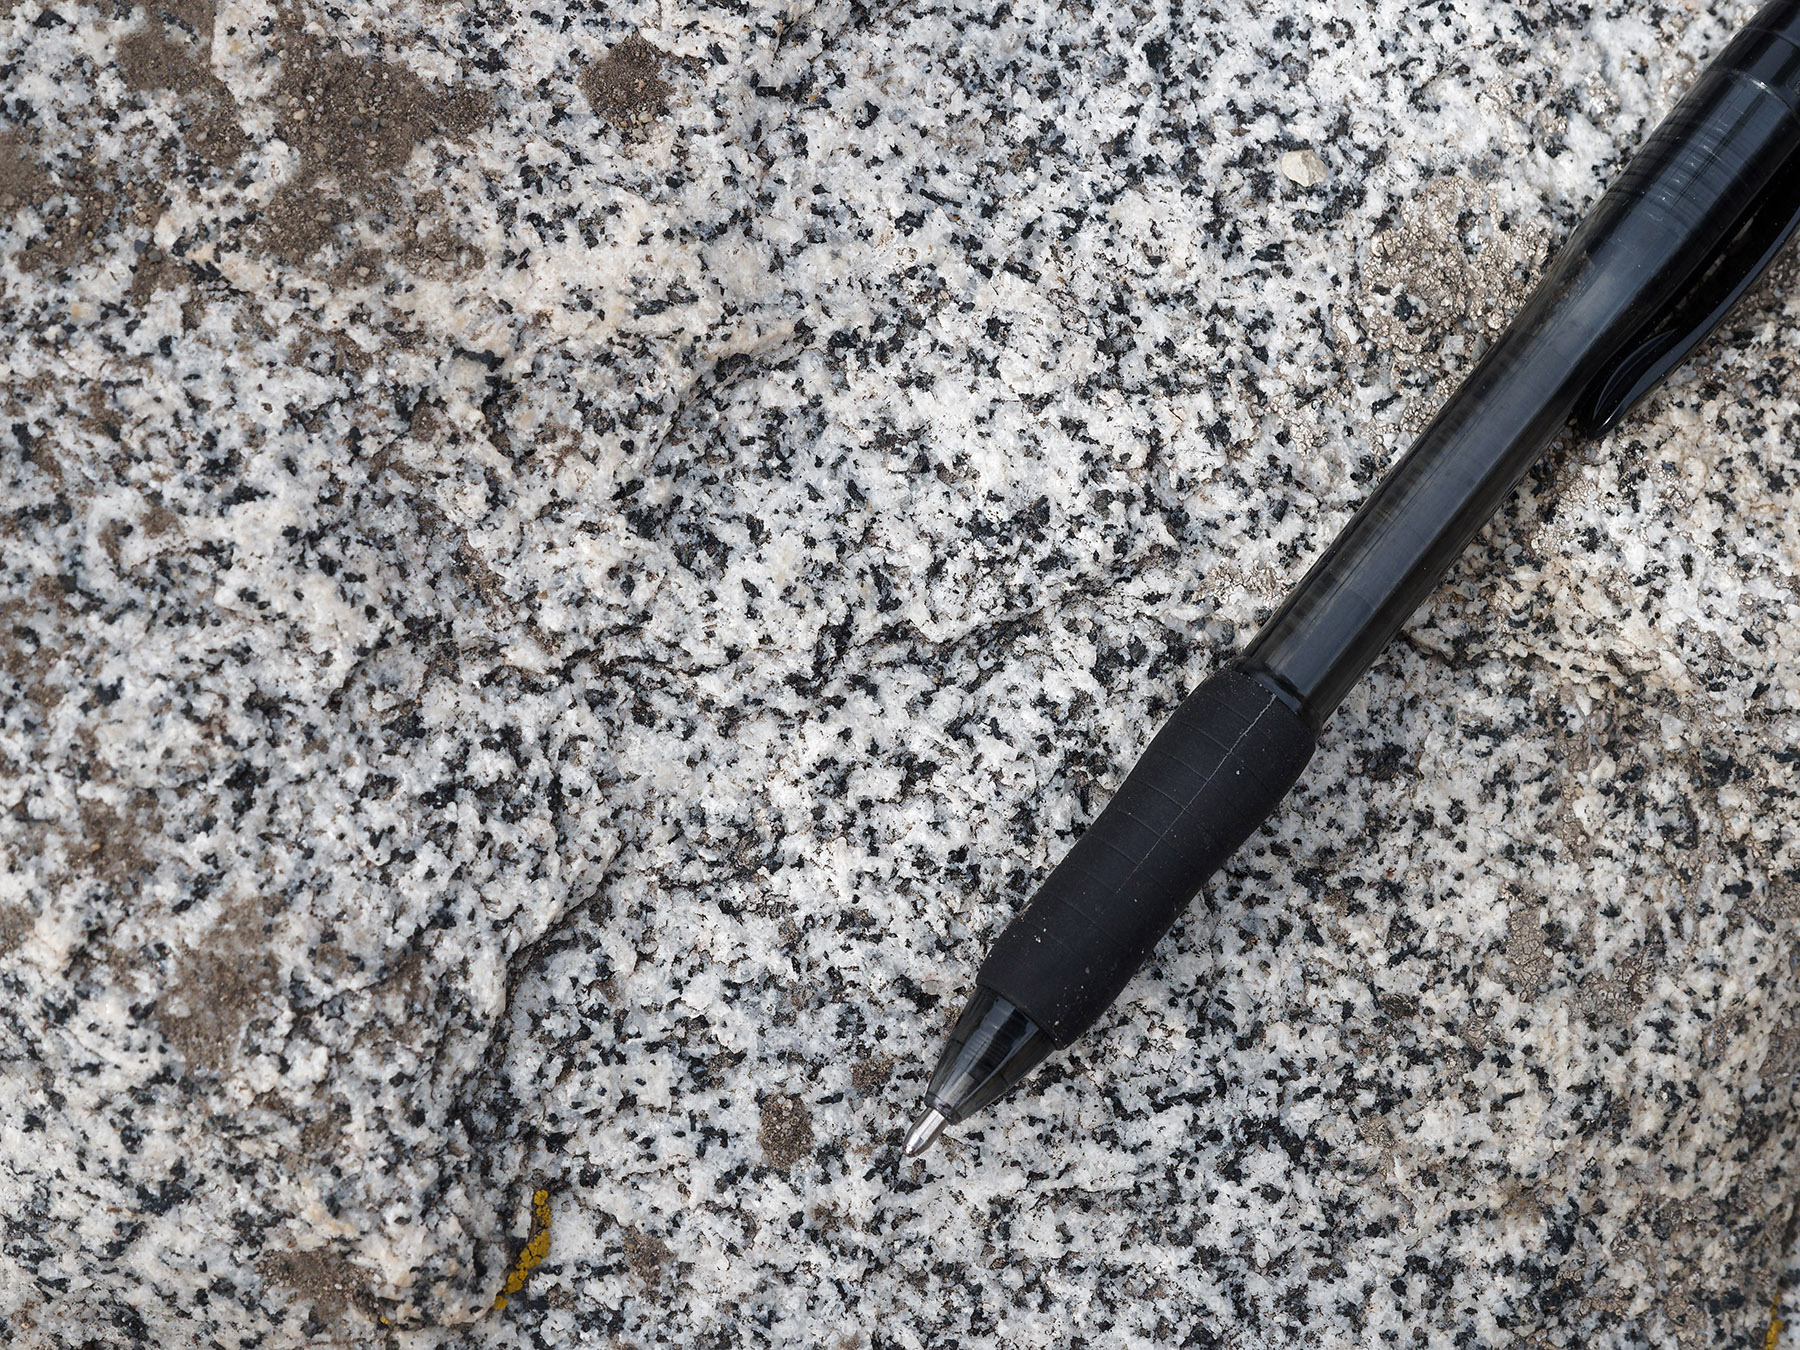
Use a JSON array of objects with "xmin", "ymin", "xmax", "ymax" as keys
[{"xmin": 904, "ymin": 0, "xmax": 1800, "ymax": 1158}]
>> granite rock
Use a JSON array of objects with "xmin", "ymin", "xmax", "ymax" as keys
[{"xmin": 2, "ymin": 0, "xmax": 1799, "ymax": 1345}]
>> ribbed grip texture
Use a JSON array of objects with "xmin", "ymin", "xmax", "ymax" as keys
[{"xmin": 977, "ymin": 666, "xmax": 1316, "ymax": 1045}]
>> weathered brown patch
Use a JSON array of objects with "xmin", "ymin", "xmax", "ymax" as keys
[
  {"xmin": 257, "ymin": 27, "xmax": 489, "ymax": 267},
  {"xmin": 1760, "ymin": 1023, "xmax": 1800, "ymax": 1087},
  {"xmin": 288, "ymin": 326, "xmax": 376, "ymax": 382},
  {"xmin": 141, "ymin": 500, "xmax": 180, "ymax": 537},
  {"xmin": 757, "ymin": 1092, "xmax": 814, "ymax": 1169},
  {"xmin": 367, "ymin": 946, "xmax": 437, "ymax": 1019},
  {"xmin": 159, "ymin": 931, "xmax": 279, "ymax": 1076},
  {"xmin": 1502, "ymin": 897, "xmax": 1551, "ymax": 994},
  {"xmin": 0, "ymin": 594, "xmax": 64, "ymax": 710},
  {"xmin": 580, "ymin": 35, "xmax": 671, "ymax": 127},
  {"xmin": 0, "ymin": 131, "xmax": 49, "ymax": 212},
  {"xmin": 396, "ymin": 191, "xmax": 485, "ymax": 280},
  {"xmin": 115, "ymin": 4, "xmax": 247, "ymax": 177},
  {"xmin": 849, "ymin": 1053, "xmax": 892, "ymax": 1095},
  {"xmin": 15, "ymin": 155, "xmax": 164, "ymax": 277},
  {"xmin": 1356, "ymin": 179, "xmax": 1552, "ymax": 429},
  {"xmin": 621, "ymin": 1226, "xmax": 671, "ymax": 1285},
  {"xmin": 154, "ymin": 0, "xmax": 216, "ymax": 35},
  {"xmin": 183, "ymin": 95, "xmax": 249, "ymax": 170},
  {"xmin": 257, "ymin": 1247, "xmax": 370, "ymax": 1327},
  {"xmin": 117, "ymin": 19, "xmax": 208, "ymax": 94},
  {"xmin": 274, "ymin": 29, "xmax": 488, "ymax": 190},
  {"xmin": 253, "ymin": 184, "xmax": 345, "ymax": 264},
  {"xmin": 98, "ymin": 520, "xmax": 130, "ymax": 568},
  {"xmin": 72, "ymin": 794, "xmax": 162, "ymax": 890},
  {"xmin": 294, "ymin": 1100, "xmax": 350, "ymax": 1163},
  {"xmin": 17, "ymin": 174, "xmax": 103, "ymax": 272},
  {"xmin": 128, "ymin": 245, "xmax": 187, "ymax": 309},
  {"xmin": 1577, "ymin": 952, "xmax": 1649, "ymax": 1027},
  {"xmin": 1354, "ymin": 1112, "xmax": 1402, "ymax": 1187},
  {"xmin": 0, "ymin": 904, "xmax": 32, "ymax": 957}
]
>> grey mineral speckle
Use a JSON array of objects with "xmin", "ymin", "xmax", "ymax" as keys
[{"xmin": 2, "ymin": 0, "xmax": 1799, "ymax": 1345}]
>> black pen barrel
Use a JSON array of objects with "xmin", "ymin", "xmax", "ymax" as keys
[
  {"xmin": 910, "ymin": 0, "xmax": 1800, "ymax": 1154},
  {"xmin": 974, "ymin": 665, "xmax": 1316, "ymax": 1046},
  {"xmin": 1244, "ymin": 8, "xmax": 1800, "ymax": 722}
]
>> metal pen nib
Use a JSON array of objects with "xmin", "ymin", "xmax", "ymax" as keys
[
  {"xmin": 903, "ymin": 1107, "xmax": 947, "ymax": 1157},
  {"xmin": 901, "ymin": 988, "xmax": 1055, "ymax": 1163}
]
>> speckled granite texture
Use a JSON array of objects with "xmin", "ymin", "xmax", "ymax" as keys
[{"xmin": 4, "ymin": 0, "xmax": 1800, "ymax": 1345}]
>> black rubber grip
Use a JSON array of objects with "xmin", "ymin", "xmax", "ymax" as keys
[{"xmin": 977, "ymin": 664, "xmax": 1317, "ymax": 1045}]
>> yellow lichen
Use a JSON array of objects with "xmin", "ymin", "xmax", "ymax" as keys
[
  {"xmin": 1767, "ymin": 1299, "xmax": 1785, "ymax": 1350},
  {"xmin": 491, "ymin": 1188, "xmax": 552, "ymax": 1312}
]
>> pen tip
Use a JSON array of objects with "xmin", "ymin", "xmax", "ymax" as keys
[{"xmin": 903, "ymin": 1106, "xmax": 948, "ymax": 1158}]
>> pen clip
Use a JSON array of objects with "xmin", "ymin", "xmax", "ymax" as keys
[{"xmin": 1573, "ymin": 167, "xmax": 1800, "ymax": 436}]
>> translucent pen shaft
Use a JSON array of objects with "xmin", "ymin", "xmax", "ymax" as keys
[
  {"xmin": 1244, "ymin": 23, "xmax": 1800, "ymax": 721},
  {"xmin": 906, "ymin": 0, "xmax": 1800, "ymax": 1157}
]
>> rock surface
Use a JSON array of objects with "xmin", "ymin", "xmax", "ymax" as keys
[{"xmin": 2, "ymin": 0, "xmax": 1799, "ymax": 1345}]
